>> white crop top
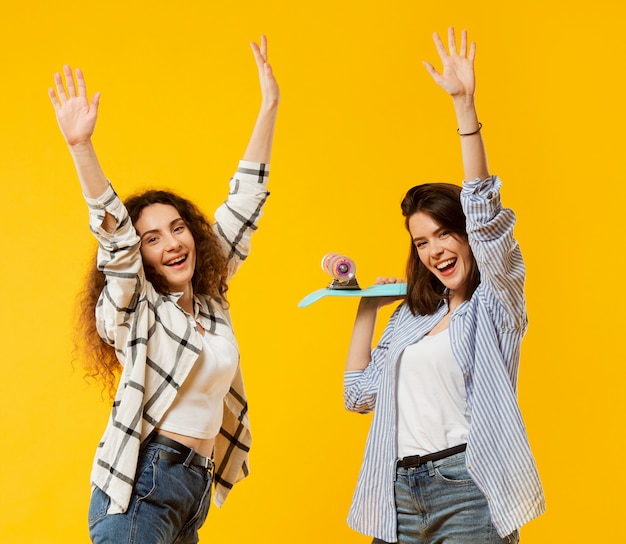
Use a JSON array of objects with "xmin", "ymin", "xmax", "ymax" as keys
[
  {"xmin": 396, "ymin": 328, "xmax": 471, "ymax": 458},
  {"xmin": 158, "ymin": 332, "xmax": 239, "ymax": 440}
]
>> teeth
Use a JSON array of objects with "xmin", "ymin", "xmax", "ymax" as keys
[
  {"xmin": 436, "ymin": 259, "xmax": 455, "ymax": 270},
  {"xmin": 166, "ymin": 256, "xmax": 185, "ymax": 265}
]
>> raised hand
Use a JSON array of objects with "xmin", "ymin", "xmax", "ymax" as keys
[
  {"xmin": 423, "ymin": 27, "xmax": 476, "ymax": 99},
  {"xmin": 423, "ymin": 28, "xmax": 488, "ymax": 182},
  {"xmin": 49, "ymin": 66, "xmax": 100, "ymax": 147},
  {"xmin": 250, "ymin": 35, "xmax": 280, "ymax": 109},
  {"xmin": 242, "ymin": 35, "xmax": 280, "ymax": 164}
]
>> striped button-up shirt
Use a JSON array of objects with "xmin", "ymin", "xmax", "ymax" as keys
[
  {"xmin": 85, "ymin": 161, "xmax": 269, "ymax": 514},
  {"xmin": 344, "ymin": 176, "xmax": 545, "ymax": 541}
]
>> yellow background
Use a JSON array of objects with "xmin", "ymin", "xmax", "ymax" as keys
[{"xmin": 1, "ymin": 1, "xmax": 624, "ymax": 542}]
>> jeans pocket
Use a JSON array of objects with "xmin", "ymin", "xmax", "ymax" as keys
[
  {"xmin": 434, "ymin": 461, "xmax": 473, "ymax": 485},
  {"xmin": 134, "ymin": 450, "xmax": 159, "ymax": 503},
  {"xmin": 88, "ymin": 486, "xmax": 110, "ymax": 526}
]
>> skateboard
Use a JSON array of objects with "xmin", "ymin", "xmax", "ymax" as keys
[{"xmin": 298, "ymin": 253, "xmax": 407, "ymax": 308}]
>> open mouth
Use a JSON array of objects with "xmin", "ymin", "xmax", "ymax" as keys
[
  {"xmin": 436, "ymin": 258, "xmax": 457, "ymax": 274},
  {"xmin": 165, "ymin": 255, "xmax": 187, "ymax": 267}
]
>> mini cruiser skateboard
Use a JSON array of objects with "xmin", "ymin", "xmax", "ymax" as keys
[{"xmin": 298, "ymin": 253, "xmax": 407, "ymax": 308}]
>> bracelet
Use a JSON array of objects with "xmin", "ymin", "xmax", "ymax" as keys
[{"xmin": 457, "ymin": 122, "xmax": 482, "ymax": 136}]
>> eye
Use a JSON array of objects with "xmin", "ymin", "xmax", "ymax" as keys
[
  {"xmin": 415, "ymin": 240, "xmax": 427, "ymax": 249},
  {"xmin": 439, "ymin": 230, "xmax": 450, "ymax": 239},
  {"xmin": 173, "ymin": 225, "xmax": 185, "ymax": 233}
]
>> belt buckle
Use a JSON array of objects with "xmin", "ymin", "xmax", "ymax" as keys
[{"xmin": 199, "ymin": 456, "xmax": 212, "ymax": 470}]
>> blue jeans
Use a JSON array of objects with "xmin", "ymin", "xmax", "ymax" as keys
[
  {"xmin": 88, "ymin": 442, "xmax": 213, "ymax": 544},
  {"xmin": 373, "ymin": 452, "xmax": 519, "ymax": 544}
]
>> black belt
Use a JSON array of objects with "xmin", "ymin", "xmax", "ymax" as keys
[
  {"xmin": 151, "ymin": 434, "xmax": 214, "ymax": 470},
  {"xmin": 397, "ymin": 443, "xmax": 467, "ymax": 469}
]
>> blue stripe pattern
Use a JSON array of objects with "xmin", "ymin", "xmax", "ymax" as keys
[{"xmin": 344, "ymin": 176, "xmax": 545, "ymax": 541}]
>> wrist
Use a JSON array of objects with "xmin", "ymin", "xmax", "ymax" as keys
[
  {"xmin": 67, "ymin": 139, "xmax": 94, "ymax": 153},
  {"xmin": 259, "ymin": 97, "xmax": 279, "ymax": 113},
  {"xmin": 452, "ymin": 96, "xmax": 480, "ymax": 134},
  {"xmin": 452, "ymin": 94, "xmax": 476, "ymax": 109},
  {"xmin": 358, "ymin": 297, "xmax": 382, "ymax": 312}
]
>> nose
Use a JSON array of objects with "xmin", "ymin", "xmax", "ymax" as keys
[
  {"xmin": 430, "ymin": 239, "xmax": 444, "ymax": 257},
  {"xmin": 164, "ymin": 233, "xmax": 182, "ymax": 251}
]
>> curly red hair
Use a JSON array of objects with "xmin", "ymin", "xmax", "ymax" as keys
[{"xmin": 75, "ymin": 190, "xmax": 229, "ymax": 398}]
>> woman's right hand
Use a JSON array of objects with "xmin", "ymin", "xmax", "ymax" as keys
[
  {"xmin": 48, "ymin": 65, "xmax": 109, "ymax": 201},
  {"xmin": 49, "ymin": 65, "xmax": 100, "ymax": 147}
]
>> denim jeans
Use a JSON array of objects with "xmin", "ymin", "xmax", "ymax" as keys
[
  {"xmin": 373, "ymin": 452, "xmax": 519, "ymax": 544},
  {"xmin": 88, "ymin": 442, "xmax": 213, "ymax": 544}
]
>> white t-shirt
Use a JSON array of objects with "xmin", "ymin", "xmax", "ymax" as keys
[
  {"xmin": 396, "ymin": 328, "xmax": 471, "ymax": 458},
  {"xmin": 158, "ymin": 332, "xmax": 239, "ymax": 439}
]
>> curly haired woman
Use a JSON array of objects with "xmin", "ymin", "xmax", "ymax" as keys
[{"xmin": 49, "ymin": 36, "xmax": 279, "ymax": 544}]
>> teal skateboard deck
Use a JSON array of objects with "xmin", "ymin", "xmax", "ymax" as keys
[{"xmin": 298, "ymin": 282, "xmax": 407, "ymax": 308}]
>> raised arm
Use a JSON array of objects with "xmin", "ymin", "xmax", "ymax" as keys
[
  {"xmin": 48, "ymin": 67, "xmax": 109, "ymax": 196},
  {"xmin": 423, "ymin": 28, "xmax": 489, "ymax": 182},
  {"xmin": 242, "ymin": 35, "xmax": 280, "ymax": 164},
  {"xmin": 49, "ymin": 66, "xmax": 116, "ymax": 231}
]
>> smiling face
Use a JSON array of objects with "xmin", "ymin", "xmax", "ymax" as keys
[
  {"xmin": 134, "ymin": 203, "xmax": 197, "ymax": 294},
  {"xmin": 408, "ymin": 211, "xmax": 473, "ymax": 309}
]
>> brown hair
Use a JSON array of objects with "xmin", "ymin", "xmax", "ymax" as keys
[
  {"xmin": 401, "ymin": 183, "xmax": 480, "ymax": 316},
  {"xmin": 75, "ymin": 190, "xmax": 229, "ymax": 398}
]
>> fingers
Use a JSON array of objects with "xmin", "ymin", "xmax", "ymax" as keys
[
  {"xmin": 448, "ymin": 26, "xmax": 457, "ymax": 56},
  {"xmin": 374, "ymin": 276, "xmax": 401, "ymax": 285},
  {"xmin": 76, "ymin": 67, "xmax": 88, "ymax": 98},
  {"xmin": 458, "ymin": 29, "xmax": 476, "ymax": 61},
  {"xmin": 422, "ymin": 60, "xmax": 441, "ymax": 83},
  {"xmin": 51, "ymin": 65, "xmax": 84, "ymax": 105},
  {"xmin": 250, "ymin": 43, "xmax": 266, "ymax": 78},
  {"xmin": 91, "ymin": 91, "xmax": 101, "ymax": 111},
  {"xmin": 468, "ymin": 41, "xmax": 476, "ymax": 63},
  {"xmin": 64, "ymin": 65, "xmax": 77, "ymax": 98},
  {"xmin": 432, "ymin": 31, "xmax": 447, "ymax": 61},
  {"xmin": 250, "ymin": 41, "xmax": 260, "ymax": 59},
  {"xmin": 250, "ymin": 35, "xmax": 279, "ymax": 104},
  {"xmin": 52, "ymin": 71, "xmax": 67, "ymax": 103},
  {"xmin": 435, "ymin": 27, "xmax": 474, "ymax": 59},
  {"xmin": 260, "ymin": 34, "xmax": 267, "ymax": 61},
  {"xmin": 459, "ymin": 28, "xmax": 467, "ymax": 58},
  {"xmin": 250, "ymin": 35, "xmax": 268, "ymax": 65},
  {"xmin": 48, "ymin": 86, "xmax": 60, "ymax": 108},
  {"xmin": 49, "ymin": 65, "xmax": 100, "ymax": 117}
]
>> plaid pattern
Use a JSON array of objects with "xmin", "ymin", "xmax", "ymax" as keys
[{"xmin": 85, "ymin": 160, "xmax": 269, "ymax": 514}]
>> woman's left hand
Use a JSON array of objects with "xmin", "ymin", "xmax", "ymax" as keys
[
  {"xmin": 423, "ymin": 27, "xmax": 476, "ymax": 99},
  {"xmin": 250, "ymin": 35, "xmax": 280, "ymax": 109}
]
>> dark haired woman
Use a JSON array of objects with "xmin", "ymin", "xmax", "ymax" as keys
[
  {"xmin": 343, "ymin": 29, "xmax": 544, "ymax": 543},
  {"xmin": 49, "ymin": 36, "xmax": 278, "ymax": 544}
]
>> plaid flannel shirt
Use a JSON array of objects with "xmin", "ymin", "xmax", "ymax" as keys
[{"xmin": 84, "ymin": 160, "xmax": 269, "ymax": 514}]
